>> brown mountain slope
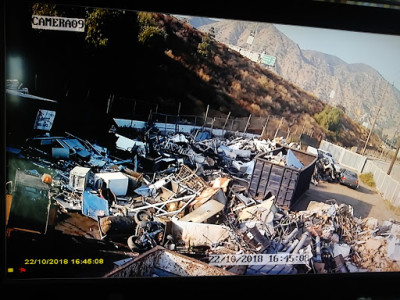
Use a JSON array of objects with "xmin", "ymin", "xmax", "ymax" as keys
[
  {"xmin": 198, "ymin": 19, "xmax": 400, "ymax": 141},
  {"xmin": 154, "ymin": 13, "xmax": 382, "ymax": 147},
  {"xmin": 116, "ymin": 13, "xmax": 380, "ymax": 148}
]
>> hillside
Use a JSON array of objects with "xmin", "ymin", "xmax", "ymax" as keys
[
  {"xmin": 12, "ymin": 5, "xmax": 381, "ymax": 149},
  {"xmin": 144, "ymin": 13, "xmax": 378, "ymax": 148},
  {"xmin": 198, "ymin": 19, "xmax": 400, "ymax": 142}
]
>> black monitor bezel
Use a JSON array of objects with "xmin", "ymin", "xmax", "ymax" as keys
[{"xmin": 2, "ymin": 0, "xmax": 400, "ymax": 298}]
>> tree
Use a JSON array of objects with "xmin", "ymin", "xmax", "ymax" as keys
[
  {"xmin": 32, "ymin": 3, "xmax": 59, "ymax": 16},
  {"xmin": 314, "ymin": 105, "xmax": 343, "ymax": 132},
  {"xmin": 137, "ymin": 12, "xmax": 166, "ymax": 47},
  {"xmin": 197, "ymin": 27, "xmax": 216, "ymax": 58},
  {"xmin": 32, "ymin": 3, "xmax": 129, "ymax": 48},
  {"xmin": 85, "ymin": 8, "xmax": 122, "ymax": 47}
]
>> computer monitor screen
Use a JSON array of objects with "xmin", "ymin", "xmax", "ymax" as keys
[{"xmin": 4, "ymin": 0, "xmax": 400, "ymax": 288}]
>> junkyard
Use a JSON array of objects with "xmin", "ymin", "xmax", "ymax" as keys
[
  {"xmin": 4, "ymin": 3, "xmax": 400, "ymax": 282},
  {"xmin": 6, "ymin": 103, "xmax": 400, "ymax": 278}
]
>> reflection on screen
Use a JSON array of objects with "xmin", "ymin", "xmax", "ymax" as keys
[{"xmin": 5, "ymin": 1, "xmax": 400, "ymax": 279}]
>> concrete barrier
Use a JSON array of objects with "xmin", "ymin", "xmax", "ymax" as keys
[{"xmin": 363, "ymin": 160, "xmax": 400, "ymax": 208}]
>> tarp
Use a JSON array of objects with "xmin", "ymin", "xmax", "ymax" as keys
[{"xmin": 195, "ymin": 131, "xmax": 211, "ymax": 142}]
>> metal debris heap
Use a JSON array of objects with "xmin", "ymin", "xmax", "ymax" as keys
[{"xmin": 6, "ymin": 120, "xmax": 400, "ymax": 277}]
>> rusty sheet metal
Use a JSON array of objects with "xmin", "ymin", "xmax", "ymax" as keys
[
  {"xmin": 104, "ymin": 246, "xmax": 234, "ymax": 277},
  {"xmin": 55, "ymin": 212, "xmax": 101, "ymax": 239}
]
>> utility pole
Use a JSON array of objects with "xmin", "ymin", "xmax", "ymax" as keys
[
  {"xmin": 387, "ymin": 138, "xmax": 400, "ymax": 175},
  {"xmin": 362, "ymin": 81, "xmax": 391, "ymax": 155}
]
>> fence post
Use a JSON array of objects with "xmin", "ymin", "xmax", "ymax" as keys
[
  {"xmin": 133, "ymin": 100, "xmax": 137, "ymax": 116},
  {"xmin": 261, "ymin": 115, "xmax": 269, "ymax": 138},
  {"xmin": 203, "ymin": 105, "xmax": 209, "ymax": 127},
  {"xmin": 223, "ymin": 112, "xmax": 231, "ymax": 131},
  {"xmin": 106, "ymin": 94, "xmax": 114, "ymax": 114},
  {"xmin": 286, "ymin": 128, "xmax": 291, "ymax": 140},
  {"xmin": 244, "ymin": 114, "xmax": 252, "ymax": 133},
  {"xmin": 274, "ymin": 117, "xmax": 284, "ymax": 139}
]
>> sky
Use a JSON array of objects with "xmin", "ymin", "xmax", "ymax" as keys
[{"xmin": 274, "ymin": 23, "xmax": 400, "ymax": 90}]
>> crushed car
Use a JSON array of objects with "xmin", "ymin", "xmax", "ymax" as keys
[{"xmin": 315, "ymin": 149, "xmax": 342, "ymax": 181}]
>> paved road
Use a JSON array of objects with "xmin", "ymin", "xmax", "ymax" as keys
[{"xmin": 292, "ymin": 180, "xmax": 400, "ymax": 222}]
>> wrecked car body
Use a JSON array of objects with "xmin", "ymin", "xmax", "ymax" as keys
[{"xmin": 315, "ymin": 149, "xmax": 342, "ymax": 181}]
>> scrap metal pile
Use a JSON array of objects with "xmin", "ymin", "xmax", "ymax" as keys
[{"xmin": 8, "ymin": 123, "xmax": 400, "ymax": 276}]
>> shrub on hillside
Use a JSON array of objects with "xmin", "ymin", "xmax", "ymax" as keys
[{"xmin": 314, "ymin": 105, "xmax": 343, "ymax": 132}]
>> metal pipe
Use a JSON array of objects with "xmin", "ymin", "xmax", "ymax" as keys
[
  {"xmin": 283, "ymin": 228, "xmax": 298, "ymax": 245},
  {"xmin": 292, "ymin": 231, "xmax": 309, "ymax": 254},
  {"xmin": 285, "ymin": 239, "xmax": 299, "ymax": 253}
]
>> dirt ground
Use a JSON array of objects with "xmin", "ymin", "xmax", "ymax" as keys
[{"xmin": 292, "ymin": 180, "xmax": 400, "ymax": 222}]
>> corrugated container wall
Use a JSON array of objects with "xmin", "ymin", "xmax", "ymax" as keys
[{"xmin": 248, "ymin": 147, "xmax": 317, "ymax": 209}]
